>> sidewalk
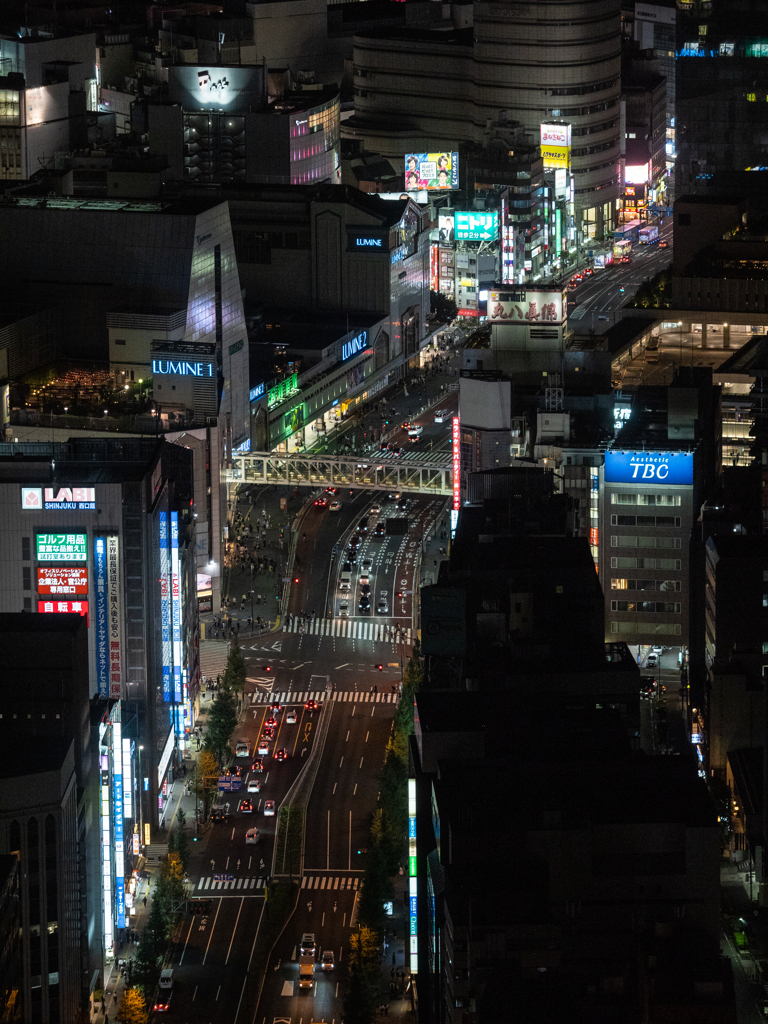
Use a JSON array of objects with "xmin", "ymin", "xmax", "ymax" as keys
[{"xmin": 375, "ymin": 874, "xmax": 416, "ymax": 1021}]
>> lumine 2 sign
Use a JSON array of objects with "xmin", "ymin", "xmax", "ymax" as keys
[
  {"xmin": 151, "ymin": 360, "xmax": 214, "ymax": 377},
  {"xmin": 342, "ymin": 331, "xmax": 368, "ymax": 362}
]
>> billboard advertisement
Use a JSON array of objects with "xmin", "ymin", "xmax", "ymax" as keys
[
  {"xmin": 452, "ymin": 416, "xmax": 460, "ymax": 511},
  {"xmin": 168, "ymin": 65, "xmax": 264, "ymax": 110},
  {"xmin": 38, "ymin": 567, "xmax": 88, "ymax": 595},
  {"xmin": 487, "ymin": 289, "xmax": 564, "ymax": 325},
  {"xmin": 604, "ymin": 451, "xmax": 694, "ymax": 486},
  {"xmin": 159, "ymin": 512, "xmax": 172, "ymax": 703},
  {"xmin": 95, "ymin": 537, "xmax": 108, "ymax": 697},
  {"xmin": 454, "ymin": 211, "xmax": 499, "ymax": 242},
  {"xmin": 438, "ymin": 214, "xmax": 454, "ymax": 243},
  {"xmin": 540, "ymin": 122, "xmax": 571, "ymax": 170},
  {"xmin": 38, "ymin": 600, "xmax": 88, "ymax": 623},
  {"xmin": 405, "ymin": 152, "xmax": 459, "ymax": 191},
  {"xmin": 171, "ymin": 512, "xmax": 182, "ymax": 705},
  {"xmin": 37, "ymin": 532, "xmax": 87, "ymax": 562},
  {"xmin": 107, "ymin": 536, "xmax": 122, "ymax": 699}
]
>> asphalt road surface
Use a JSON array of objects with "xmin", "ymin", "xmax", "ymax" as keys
[{"xmin": 163, "ymin": 489, "xmax": 450, "ymax": 1023}]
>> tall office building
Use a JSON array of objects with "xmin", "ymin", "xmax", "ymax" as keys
[
  {"xmin": 347, "ymin": 0, "xmax": 622, "ymax": 238},
  {"xmin": 676, "ymin": 3, "xmax": 768, "ymax": 196}
]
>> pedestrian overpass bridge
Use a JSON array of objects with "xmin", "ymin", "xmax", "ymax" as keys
[{"xmin": 228, "ymin": 449, "xmax": 453, "ymax": 496}]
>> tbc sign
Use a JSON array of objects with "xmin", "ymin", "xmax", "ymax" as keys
[{"xmin": 604, "ymin": 451, "xmax": 694, "ymax": 486}]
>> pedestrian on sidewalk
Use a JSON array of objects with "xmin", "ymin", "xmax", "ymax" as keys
[{"xmin": 143, "ymin": 896, "xmax": 147, "ymax": 908}]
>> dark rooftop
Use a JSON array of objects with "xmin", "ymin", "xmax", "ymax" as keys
[{"xmin": 0, "ymin": 736, "xmax": 72, "ymax": 780}]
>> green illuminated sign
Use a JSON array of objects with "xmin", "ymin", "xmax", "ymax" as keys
[
  {"xmin": 555, "ymin": 208, "xmax": 562, "ymax": 255},
  {"xmin": 268, "ymin": 372, "xmax": 299, "ymax": 409},
  {"xmin": 37, "ymin": 533, "xmax": 88, "ymax": 562}
]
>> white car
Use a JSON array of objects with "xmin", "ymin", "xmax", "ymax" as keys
[
  {"xmin": 247, "ymin": 778, "xmax": 261, "ymax": 793},
  {"xmin": 264, "ymin": 800, "xmax": 276, "ymax": 816},
  {"xmin": 329, "ymin": 501, "xmax": 341, "ymax": 512},
  {"xmin": 377, "ymin": 593, "xmax": 389, "ymax": 614},
  {"xmin": 339, "ymin": 602, "xmax": 350, "ymax": 618},
  {"xmin": 258, "ymin": 739, "xmax": 270, "ymax": 756},
  {"xmin": 286, "ymin": 709, "xmax": 297, "ymax": 724},
  {"xmin": 370, "ymin": 504, "xmax": 381, "ymax": 514},
  {"xmin": 434, "ymin": 410, "xmax": 448, "ymax": 423},
  {"xmin": 360, "ymin": 572, "xmax": 370, "ymax": 586},
  {"xmin": 235, "ymin": 741, "xmax": 250, "ymax": 758}
]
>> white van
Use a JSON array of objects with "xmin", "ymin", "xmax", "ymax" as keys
[
  {"xmin": 159, "ymin": 969, "xmax": 174, "ymax": 990},
  {"xmin": 339, "ymin": 571, "xmax": 352, "ymax": 592}
]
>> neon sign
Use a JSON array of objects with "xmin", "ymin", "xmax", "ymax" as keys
[
  {"xmin": 22, "ymin": 486, "xmax": 95, "ymax": 510},
  {"xmin": 342, "ymin": 331, "xmax": 368, "ymax": 362},
  {"xmin": 151, "ymin": 360, "xmax": 214, "ymax": 377},
  {"xmin": 452, "ymin": 417, "xmax": 460, "ymax": 510},
  {"xmin": 604, "ymin": 451, "xmax": 693, "ymax": 485}
]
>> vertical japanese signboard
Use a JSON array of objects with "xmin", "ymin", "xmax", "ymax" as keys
[
  {"xmin": 94, "ymin": 537, "xmax": 109, "ymax": 698},
  {"xmin": 171, "ymin": 512, "xmax": 182, "ymax": 703},
  {"xmin": 408, "ymin": 778, "xmax": 418, "ymax": 974},
  {"xmin": 159, "ymin": 512, "xmax": 172, "ymax": 702},
  {"xmin": 107, "ymin": 536, "xmax": 122, "ymax": 698},
  {"xmin": 113, "ymin": 719, "xmax": 125, "ymax": 929},
  {"xmin": 452, "ymin": 417, "xmax": 460, "ymax": 511}
]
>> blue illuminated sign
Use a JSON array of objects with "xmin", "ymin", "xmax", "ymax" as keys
[
  {"xmin": 171, "ymin": 512, "xmax": 182, "ymax": 704},
  {"xmin": 249, "ymin": 382, "xmax": 265, "ymax": 402},
  {"xmin": 151, "ymin": 359, "xmax": 214, "ymax": 377},
  {"xmin": 356, "ymin": 237, "xmax": 382, "ymax": 247},
  {"xmin": 342, "ymin": 331, "xmax": 368, "ymax": 362},
  {"xmin": 94, "ymin": 538, "xmax": 108, "ymax": 698},
  {"xmin": 604, "ymin": 451, "xmax": 693, "ymax": 486}
]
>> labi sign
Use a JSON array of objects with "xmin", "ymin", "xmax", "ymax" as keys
[{"xmin": 604, "ymin": 451, "xmax": 693, "ymax": 486}]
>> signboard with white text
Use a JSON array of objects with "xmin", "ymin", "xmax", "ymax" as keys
[
  {"xmin": 95, "ymin": 537, "xmax": 108, "ymax": 696},
  {"xmin": 604, "ymin": 451, "xmax": 693, "ymax": 486},
  {"xmin": 37, "ymin": 533, "xmax": 87, "ymax": 561},
  {"xmin": 22, "ymin": 486, "xmax": 95, "ymax": 510},
  {"xmin": 452, "ymin": 417, "xmax": 460, "ymax": 511},
  {"xmin": 540, "ymin": 122, "xmax": 571, "ymax": 169},
  {"xmin": 488, "ymin": 289, "xmax": 564, "ymax": 325},
  {"xmin": 38, "ymin": 567, "xmax": 88, "ymax": 595},
  {"xmin": 107, "ymin": 536, "xmax": 122, "ymax": 699}
]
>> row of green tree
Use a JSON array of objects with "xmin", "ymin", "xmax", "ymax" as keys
[
  {"xmin": 113, "ymin": 639, "xmax": 250, "ymax": 1019},
  {"xmin": 627, "ymin": 265, "xmax": 671, "ymax": 309},
  {"xmin": 343, "ymin": 645, "xmax": 424, "ymax": 1024}
]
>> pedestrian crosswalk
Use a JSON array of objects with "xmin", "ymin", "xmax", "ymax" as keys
[
  {"xmin": 377, "ymin": 448, "xmax": 450, "ymax": 466},
  {"xmin": 195, "ymin": 873, "xmax": 362, "ymax": 892},
  {"xmin": 284, "ymin": 618, "xmax": 412, "ymax": 643},
  {"xmin": 252, "ymin": 690, "xmax": 399, "ymax": 705},
  {"xmin": 198, "ymin": 876, "xmax": 266, "ymax": 891},
  {"xmin": 301, "ymin": 875, "xmax": 361, "ymax": 890}
]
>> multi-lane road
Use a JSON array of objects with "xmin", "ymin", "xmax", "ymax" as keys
[{"xmin": 162, "ymin": 472, "xmax": 452, "ymax": 1023}]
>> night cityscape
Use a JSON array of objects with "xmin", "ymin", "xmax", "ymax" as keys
[{"xmin": 0, "ymin": 0, "xmax": 767, "ymax": 1022}]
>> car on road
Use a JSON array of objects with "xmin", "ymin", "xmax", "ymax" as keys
[
  {"xmin": 646, "ymin": 654, "xmax": 659, "ymax": 669},
  {"xmin": 247, "ymin": 778, "xmax": 261, "ymax": 793},
  {"xmin": 373, "ymin": 523, "xmax": 386, "ymax": 537},
  {"xmin": 347, "ymin": 549, "xmax": 358, "ymax": 564},
  {"xmin": 251, "ymin": 758, "xmax": 264, "ymax": 772},
  {"xmin": 387, "ymin": 491, "xmax": 401, "ymax": 500},
  {"xmin": 239, "ymin": 798, "xmax": 253, "ymax": 813},
  {"xmin": 321, "ymin": 951, "xmax": 335, "ymax": 972},
  {"xmin": 305, "ymin": 699, "xmax": 319, "ymax": 710},
  {"xmin": 358, "ymin": 516, "xmax": 369, "ymax": 532},
  {"xmin": 362, "ymin": 557, "xmax": 373, "ymax": 569},
  {"xmin": 265, "ymin": 717, "xmax": 277, "ymax": 729},
  {"xmin": 325, "ymin": 486, "xmax": 338, "ymax": 495},
  {"xmin": 342, "ymin": 559, "xmax": 353, "ymax": 572},
  {"xmin": 286, "ymin": 709, "xmax": 297, "ymax": 724},
  {"xmin": 360, "ymin": 572, "xmax": 370, "ymax": 586},
  {"xmin": 329, "ymin": 501, "xmax": 342, "ymax": 512},
  {"xmin": 264, "ymin": 800, "xmax": 276, "ymax": 816},
  {"xmin": 408, "ymin": 425, "xmax": 423, "ymax": 439},
  {"xmin": 258, "ymin": 739, "xmax": 270, "ymax": 756},
  {"xmin": 388, "ymin": 444, "xmax": 403, "ymax": 455},
  {"xmin": 211, "ymin": 805, "xmax": 228, "ymax": 823},
  {"xmin": 262, "ymin": 725, "xmax": 275, "ymax": 740},
  {"xmin": 658, "ymin": 239, "xmax": 668, "ymax": 248},
  {"xmin": 270, "ymin": 702, "xmax": 282, "ymax": 712},
  {"xmin": 301, "ymin": 933, "xmax": 317, "ymax": 956},
  {"xmin": 275, "ymin": 748, "xmax": 287, "ymax": 761},
  {"xmin": 235, "ymin": 741, "xmax": 249, "ymax": 758},
  {"xmin": 245, "ymin": 827, "xmax": 260, "ymax": 844},
  {"xmin": 434, "ymin": 410, "xmax": 449, "ymax": 423},
  {"xmin": 339, "ymin": 601, "xmax": 350, "ymax": 618},
  {"xmin": 377, "ymin": 594, "xmax": 389, "ymax": 614},
  {"xmin": 313, "ymin": 496, "xmax": 328, "ymax": 508},
  {"xmin": 349, "ymin": 533, "xmax": 361, "ymax": 547},
  {"xmin": 358, "ymin": 595, "xmax": 371, "ymax": 613},
  {"xmin": 369, "ymin": 506, "xmax": 380, "ymax": 515},
  {"xmin": 360, "ymin": 584, "xmax": 371, "ymax": 596}
]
